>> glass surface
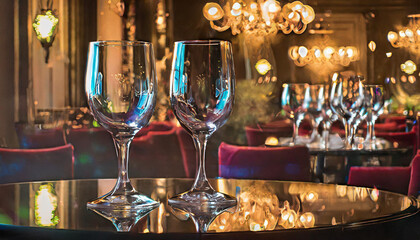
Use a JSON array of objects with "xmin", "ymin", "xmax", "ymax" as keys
[
  {"xmin": 85, "ymin": 40, "xmax": 159, "ymax": 226},
  {"xmin": 330, "ymin": 75, "xmax": 365, "ymax": 149},
  {"xmin": 169, "ymin": 40, "xmax": 236, "ymax": 231},
  {"xmin": 302, "ymin": 84, "xmax": 326, "ymax": 147},
  {"xmin": 0, "ymin": 179, "xmax": 417, "ymax": 234},
  {"xmin": 281, "ymin": 83, "xmax": 308, "ymax": 145}
]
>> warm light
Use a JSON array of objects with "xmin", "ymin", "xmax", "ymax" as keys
[
  {"xmin": 332, "ymin": 73, "xmax": 338, "ymax": 82},
  {"xmin": 401, "ymin": 75, "xmax": 407, "ymax": 82},
  {"xmin": 35, "ymin": 184, "xmax": 59, "ymax": 227},
  {"xmin": 387, "ymin": 31, "xmax": 398, "ymax": 41},
  {"xmin": 232, "ymin": 2, "xmax": 241, "ymax": 10},
  {"xmin": 390, "ymin": 77, "xmax": 396, "ymax": 84},
  {"xmin": 338, "ymin": 48, "xmax": 345, "ymax": 56},
  {"xmin": 33, "ymin": 10, "xmax": 58, "ymax": 41},
  {"xmin": 405, "ymin": 29, "xmax": 414, "ymax": 38},
  {"xmin": 255, "ymin": 59, "xmax": 272, "ymax": 75},
  {"xmin": 299, "ymin": 212, "xmax": 315, "ymax": 228},
  {"xmin": 231, "ymin": 2, "xmax": 242, "ymax": 16},
  {"xmin": 203, "ymin": 2, "xmax": 224, "ymax": 21},
  {"xmin": 386, "ymin": 52, "xmax": 392, "ymax": 58},
  {"xmin": 323, "ymin": 47, "xmax": 335, "ymax": 59},
  {"xmin": 368, "ymin": 41, "xmax": 376, "ymax": 52},
  {"xmin": 265, "ymin": 136, "xmax": 279, "ymax": 146},
  {"xmin": 314, "ymin": 48, "xmax": 321, "ymax": 58},
  {"xmin": 399, "ymin": 30, "xmax": 406, "ymax": 38},
  {"xmin": 347, "ymin": 48, "xmax": 354, "ymax": 58},
  {"xmin": 298, "ymin": 46, "xmax": 308, "ymax": 58},
  {"xmin": 408, "ymin": 75, "xmax": 416, "ymax": 83},
  {"xmin": 401, "ymin": 60, "xmax": 417, "ymax": 74},
  {"xmin": 249, "ymin": 15, "xmax": 255, "ymax": 21},
  {"xmin": 250, "ymin": 2, "xmax": 258, "ymax": 9}
]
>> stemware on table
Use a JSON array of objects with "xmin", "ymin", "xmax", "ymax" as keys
[
  {"xmin": 363, "ymin": 85, "xmax": 385, "ymax": 147},
  {"xmin": 330, "ymin": 75, "xmax": 365, "ymax": 149},
  {"xmin": 281, "ymin": 83, "xmax": 307, "ymax": 145},
  {"xmin": 302, "ymin": 84, "xmax": 326, "ymax": 147},
  {"xmin": 85, "ymin": 40, "xmax": 159, "ymax": 228},
  {"xmin": 168, "ymin": 40, "xmax": 236, "ymax": 232}
]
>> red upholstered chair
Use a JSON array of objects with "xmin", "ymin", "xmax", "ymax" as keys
[
  {"xmin": 15, "ymin": 123, "xmax": 66, "ymax": 149},
  {"xmin": 130, "ymin": 126, "xmax": 187, "ymax": 178},
  {"xmin": 348, "ymin": 150, "xmax": 420, "ymax": 197},
  {"xmin": 135, "ymin": 121, "xmax": 174, "ymax": 138},
  {"xmin": 176, "ymin": 127, "xmax": 196, "ymax": 178},
  {"xmin": 245, "ymin": 119, "xmax": 311, "ymax": 146},
  {"xmin": 65, "ymin": 127, "xmax": 117, "ymax": 179},
  {"xmin": 384, "ymin": 115, "xmax": 406, "ymax": 125},
  {"xmin": 0, "ymin": 144, "xmax": 74, "ymax": 184},
  {"xmin": 375, "ymin": 129, "xmax": 417, "ymax": 156},
  {"xmin": 218, "ymin": 142, "xmax": 311, "ymax": 181}
]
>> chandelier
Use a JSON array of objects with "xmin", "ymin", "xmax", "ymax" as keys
[
  {"xmin": 387, "ymin": 14, "xmax": 420, "ymax": 51},
  {"xmin": 203, "ymin": 0, "xmax": 315, "ymax": 35},
  {"xmin": 288, "ymin": 45, "xmax": 359, "ymax": 67}
]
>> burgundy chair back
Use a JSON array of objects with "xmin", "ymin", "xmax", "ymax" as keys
[
  {"xmin": 176, "ymin": 127, "xmax": 196, "ymax": 178},
  {"xmin": 66, "ymin": 127, "xmax": 117, "ymax": 179},
  {"xmin": 384, "ymin": 115, "xmax": 406, "ymax": 125},
  {"xmin": 0, "ymin": 144, "xmax": 74, "ymax": 184},
  {"xmin": 218, "ymin": 142, "xmax": 311, "ymax": 181},
  {"xmin": 15, "ymin": 123, "xmax": 66, "ymax": 149},
  {"xmin": 375, "ymin": 129, "xmax": 417, "ymax": 156},
  {"xmin": 130, "ymin": 126, "xmax": 187, "ymax": 178},
  {"xmin": 135, "ymin": 121, "xmax": 174, "ymax": 138},
  {"xmin": 408, "ymin": 150, "xmax": 420, "ymax": 196},
  {"xmin": 348, "ymin": 150, "xmax": 420, "ymax": 197},
  {"xmin": 347, "ymin": 166, "xmax": 411, "ymax": 195}
]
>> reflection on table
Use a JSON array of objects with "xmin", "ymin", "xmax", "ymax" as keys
[{"xmin": 0, "ymin": 178, "xmax": 417, "ymax": 236}]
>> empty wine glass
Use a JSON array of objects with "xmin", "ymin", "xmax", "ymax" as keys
[
  {"xmin": 168, "ymin": 40, "xmax": 236, "ymax": 229},
  {"xmin": 364, "ymin": 85, "xmax": 385, "ymax": 146},
  {"xmin": 281, "ymin": 83, "xmax": 307, "ymax": 145},
  {"xmin": 303, "ymin": 84, "xmax": 326, "ymax": 147},
  {"xmin": 85, "ymin": 41, "xmax": 159, "ymax": 218},
  {"xmin": 330, "ymin": 75, "xmax": 365, "ymax": 148}
]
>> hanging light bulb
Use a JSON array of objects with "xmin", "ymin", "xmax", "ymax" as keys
[
  {"xmin": 203, "ymin": 2, "xmax": 224, "ymax": 21},
  {"xmin": 32, "ymin": 8, "xmax": 59, "ymax": 63}
]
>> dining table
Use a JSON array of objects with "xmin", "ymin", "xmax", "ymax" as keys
[{"xmin": 0, "ymin": 178, "xmax": 418, "ymax": 239}]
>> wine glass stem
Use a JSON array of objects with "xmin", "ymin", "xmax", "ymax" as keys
[
  {"xmin": 191, "ymin": 133, "xmax": 212, "ymax": 191},
  {"xmin": 113, "ymin": 137, "xmax": 136, "ymax": 194},
  {"xmin": 370, "ymin": 120, "xmax": 376, "ymax": 140},
  {"xmin": 344, "ymin": 122, "xmax": 354, "ymax": 149},
  {"xmin": 292, "ymin": 116, "xmax": 302, "ymax": 144}
]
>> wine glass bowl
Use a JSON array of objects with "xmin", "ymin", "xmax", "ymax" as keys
[
  {"xmin": 330, "ymin": 75, "xmax": 365, "ymax": 148},
  {"xmin": 168, "ymin": 40, "xmax": 236, "ymax": 229},
  {"xmin": 85, "ymin": 41, "xmax": 159, "ymax": 220},
  {"xmin": 281, "ymin": 83, "xmax": 308, "ymax": 145},
  {"xmin": 303, "ymin": 84, "xmax": 326, "ymax": 145}
]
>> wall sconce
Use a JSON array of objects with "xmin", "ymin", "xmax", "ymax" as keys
[{"xmin": 32, "ymin": 4, "xmax": 59, "ymax": 64}]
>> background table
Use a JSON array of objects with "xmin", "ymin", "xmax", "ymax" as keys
[{"xmin": 0, "ymin": 178, "xmax": 418, "ymax": 239}]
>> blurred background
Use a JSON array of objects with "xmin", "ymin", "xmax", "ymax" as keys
[{"xmin": 0, "ymin": 0, "xmax": 419, "ymax": 176}]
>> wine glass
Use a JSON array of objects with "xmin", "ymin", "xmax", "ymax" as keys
[
  {"xmin": 364, "ymin": 85, "xmax": 385, "ymax": 146},
  {"xmin": 168, "ymin": 40, "xmax": 236, "ymax": 230},
  {"xmin": 281, "ymin": 83, "xmax": 307, "ymax": 145},
  {"xmin": 302, "ymin": 84, "xmax": 326, "ymax": 147},
  {"xmin": 85, "ymin": 41, "xmax": 159, "ymax": 219},
  {"xmin": 330, "ymin": 75, "xmax": 365, "ymax": 148}
]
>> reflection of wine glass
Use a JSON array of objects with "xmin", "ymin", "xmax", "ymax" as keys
[
  {"xmin": 168, "ymin": 40, "xmax": 236, "ymax": 220},
  {"xmin": 85, "ymin": 41, "xmax": 159, "ymax": 215},
  {"xmin": 364, "ymin": 85, "xmax": 385, "ymax": 145},
  {"xmin": 330, "ymin": 75, "xmax": 365, "ymax": 148},
  {"xmin": 303, "ymin": 84, "xmax": 325, "ymax": 146},
  {"xmin": 281, "ymin": 83, "xmax": 307, "ymax": 145}
]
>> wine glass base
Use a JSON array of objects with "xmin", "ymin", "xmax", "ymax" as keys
[
  {"xmin": 168, "ymin": 189, "xmax": 236, "ymax": 232},
  {"xmin": 87, "ymin": 191, "xmax": 159, "ymax": 214}
]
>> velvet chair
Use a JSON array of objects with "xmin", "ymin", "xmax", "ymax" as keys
[
  {"xmin": 245, "ymin": 119, "xmax": 311, "ymax": 146},
  {"xmin": 15, "ymin": 123, "xmax": 66, "ymax": 149},
  {"xmin": 135, "ymin": 121, "xmax": 174, "ymax": 138},
  {"xmin": 65, "ymin": 127, "xmax": 117, "ymax": 179},
  {"xmin": 130, "ymin": 126, "xmax": 187, "ymax": 178},
  {"xmin": 384, "ymin": 115, "xmax": 406, "ymax": 125},
  {"xmin": 218, "ymin": 142, "xmax": 311, "ymax": 181},
  {"xmin": 0, "ymin": 144, "xmax": 74, "ymax": 184},
  {"xmin": 176, "ymin": 127, "xmax": 196, "ymax": 178},
  {"xmin": 375, "ymin": 129, "xmax": 418, "ymax": 156},
  {"xmin": 348, "ymin": 150, "xmax": 420, "ymax": 197}
]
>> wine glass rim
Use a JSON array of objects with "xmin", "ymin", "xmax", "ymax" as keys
[
  {"xmin": 364, "ymin": 84, "xmax": 384, "ymax": 87},
  {"xmin": 91, "ymin": 40, "xmax": 152, "ymax": 46},
  {"xmin": 282, "ymin": 83, "xmax": 309, "ymax": 86},
  {"xmin": 175, "ymin": 40, "xmax": 231, "ymax": 45}
]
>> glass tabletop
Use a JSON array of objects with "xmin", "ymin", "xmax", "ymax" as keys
[{"xmin": 0, "ymin": 178, "xmax": 417, "ymax": 234}]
